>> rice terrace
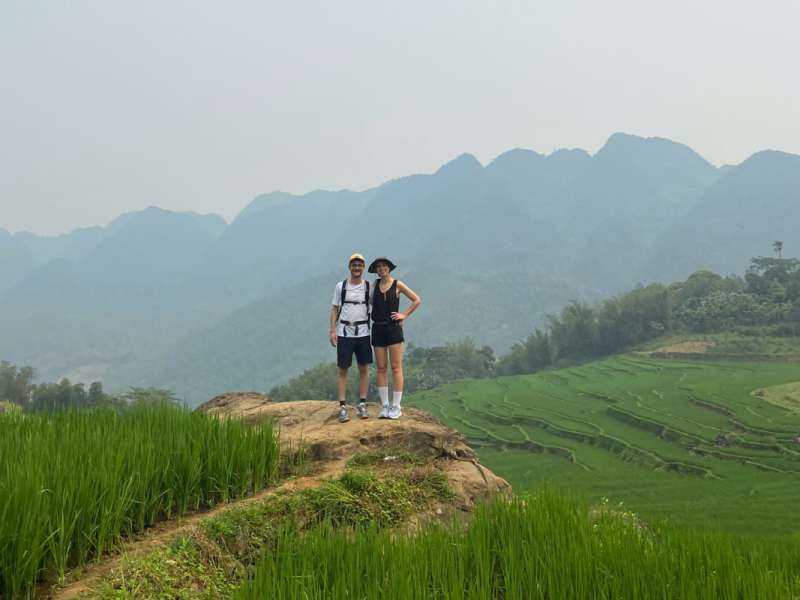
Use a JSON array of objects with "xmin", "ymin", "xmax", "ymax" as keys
[{"xmin": 410, "ymin": 355, "xmax": 800, "ymax": 536}]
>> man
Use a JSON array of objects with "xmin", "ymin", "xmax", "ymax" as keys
[{"xmin": 330, "ymin": 253, "xmax": 373, "ymax": 423}]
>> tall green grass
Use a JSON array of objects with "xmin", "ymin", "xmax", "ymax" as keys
[
  {"xmin": 0, "ymin": 403, "xmax": 279, "ymax": 599},
  {"xmin": 238, "ymin": 491, "xmax": 800, "ymax": 599}
]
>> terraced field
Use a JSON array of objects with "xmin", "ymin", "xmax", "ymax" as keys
[{"xmin": 409, "ymin": 356, "xmax": 800, "ymax": 535}]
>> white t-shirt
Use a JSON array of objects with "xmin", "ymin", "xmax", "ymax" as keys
[{"xmin": 331, "ymin": 280, "xmax": 374, "ymax": 338}]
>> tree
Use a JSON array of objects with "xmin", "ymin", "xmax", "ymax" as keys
[{"xmin": 122, "ymin": 387, "xmax": 182, "ymax": 407}]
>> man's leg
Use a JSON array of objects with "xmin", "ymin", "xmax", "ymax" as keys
[
  {"xmin": 356, "ymin": 363, "xmax": 371, "ymax": 419},
  {"xmin": 354, "ymin": 337, "xmax": 373, "ymax": 419},
  {"xmin": 336, "ymin": 336, "xmax": 353, "ymax": 422},
  {"xmin": 337, "ymin": 367, "xmax": 349, "ymax": 404},
  {"xmin": 358, "ymin": 363, "xmax": 369, "ymax": 400}
]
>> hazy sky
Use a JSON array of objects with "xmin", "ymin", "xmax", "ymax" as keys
[{"xmin": 2, "ymin": 1, "xmax": 799, "ymax": 235}]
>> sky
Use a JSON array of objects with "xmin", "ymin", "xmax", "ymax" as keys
[{"xmin": 2, "ymin": 1, "xmax": 799, "ymax": 236}]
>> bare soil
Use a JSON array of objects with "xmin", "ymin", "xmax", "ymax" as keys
[{"xmin": 652, "ymin": 341, "xmax": 712, "ymax": 354}]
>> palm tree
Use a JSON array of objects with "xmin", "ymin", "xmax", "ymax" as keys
[{"xmin": 773, "ymin": 240, "xmax": 783, "ymax": 258}]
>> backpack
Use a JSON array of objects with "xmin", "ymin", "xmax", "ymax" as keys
[{"xmin": 336, "ymin": 279, "xmax": 371, "ymax": 336}]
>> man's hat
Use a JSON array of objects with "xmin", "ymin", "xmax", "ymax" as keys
[
  {"xmin": 368, "ymin": 257, "xmax": 397, "ymax": 273},
  {"xmin": 349, "ymin": 253, "xmax": 366, "ymax": 265}
]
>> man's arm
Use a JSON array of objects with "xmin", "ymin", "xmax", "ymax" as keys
[{"xmin": 330, "ymin": 305, "xmax": 339, "ymax": 346}]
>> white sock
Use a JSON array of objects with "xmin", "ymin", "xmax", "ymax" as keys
[
  {"xmin": 392, "ymin": 391, "xmax": 403, "ymax": 407},
  {"xmin": 378, "ymin": 386, "xmax": 389, "ymax": 406}
]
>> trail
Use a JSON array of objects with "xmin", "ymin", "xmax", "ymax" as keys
[{"xmin": 48, "ymin": 475, "xmax": 323, "ymax": 600}]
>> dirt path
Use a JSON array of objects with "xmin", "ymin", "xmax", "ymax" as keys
[{"xmin": 49, "ymin": 474, "xmax": 324, "ymax": 600}]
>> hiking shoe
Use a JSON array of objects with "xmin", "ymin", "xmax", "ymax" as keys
[
  {"xmin": 378, "ymin": 404, "xmax": 390, "ymax": 419},
  {"xmin": 338, "ymin": 405, "xmax": 350, "ymax": 423},
  {"xmin": 388, "ymin": 405, "xmax": 402, "ymax": 420},
  {"xmin": 357, "ymin": 402, "xmax": 369, "ymax": 419}
]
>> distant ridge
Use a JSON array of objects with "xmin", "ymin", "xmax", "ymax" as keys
[{"xmin": 1, "ymin": 132, "xmax": 798, "ymax": 403}]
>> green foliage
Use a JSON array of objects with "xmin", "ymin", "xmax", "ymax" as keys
[
  {"xmin": 121, "ymin": 386, "xmax": 181, "ymax": 407},
  {"xmin": 0, "ymin": 403, "xmax": 280, "ymax": 599},
  {"xmin": 95, "ymin": 534, "xmax": 239, "ymax": 599},
  {"xmin": 283, "ymin": 468, "xmax": 453, "ymax": 530},
  {"xmin": 410, "ymin": 357, "xmax": 800, "ymax": 536},
  {"xmin": 269, "ymin": 362, "xmax": 358, "ymax": 402},
  {"xmin": 502, "ymin": 258, "xmax": 800, "ymax": 376},
  {"xmin": 403, "ymin": 338, "xmax": 495, "ymax": 392},
  {"xmin": 238, "ymin": 491, "xmax": 800, "ymax": 599},
  {"xmin": 270, "ymin": 339, "xmax": 495, "ymax": 401},
  {"xmin": 0, "ymin": 360, "xmax": 34, "ymax": 405}
]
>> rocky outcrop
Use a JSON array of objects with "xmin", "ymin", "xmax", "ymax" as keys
[
  {"xmin": 197, "ymin": 391, "xmax": 271, "ymax": 419},
  {"xmin": 198, "ymin": 398, "xmax": 511, "ymax": 509}
]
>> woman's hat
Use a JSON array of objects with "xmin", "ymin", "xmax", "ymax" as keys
[{"xmin": 368, "ymin": 257, "xmax": 397, "ymax": 273}]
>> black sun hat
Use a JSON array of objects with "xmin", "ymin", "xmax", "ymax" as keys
[{"xmin": 368, "ymin": 257, "xmax": 397, "ymax": 273}]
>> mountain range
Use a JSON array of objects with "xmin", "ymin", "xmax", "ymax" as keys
[{"xmin": 1, "ymin": 132, "xmax": 797, "ymax": 405}]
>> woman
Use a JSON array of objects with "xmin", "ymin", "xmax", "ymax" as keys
[{"xmin": 368, "ymin": 257, "xmax": 421, "ymax": 419}]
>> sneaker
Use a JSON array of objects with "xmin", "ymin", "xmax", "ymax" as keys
[
  {"xmin": 378, "ymin": 404, "xmax": 390, "ymax": 419},
  {"xmin": 338, "ymin": 405, "xmax": 350, "ymax": 423},
  {"xmin": 357, "ymin": 402, "xmax": 369, "ymax": 419},
  {"xmin": 388, "ymin": 405, "xmax": 402, "ymax": 420}
]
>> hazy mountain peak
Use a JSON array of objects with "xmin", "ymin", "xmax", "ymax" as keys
[
  {"xmin": 486, "ymin": 148, "xmax": 545, "ymax": 173},
  {"xmin": 740, "ymin": 149, "xmax": 799, "ymax": 166},
  {"xmin": 596, "ymin": 132, "xmax": 715, "ymax": 170},
  {"xmin": 236, "ymin": 192, "xmax": 298, "ymax": 221},
  {"xmin": 434, "ymin": 153, "xmax": 483, "ymax": 177},
  {"xmin": 548, "ymin": 148, "xmax": 591, "ymax": 161},
  {"xmin": 107, "ymin": 206, "xmax": 226, "ymax": 236}
]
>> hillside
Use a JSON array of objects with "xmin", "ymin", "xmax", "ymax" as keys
[
  {"xmin": 409, "ymin": 355, "xmax": 800, "ymax": 535},
  {"xmin": 2, "ymin": 133, "xmax": 799, "ymax": 400},
  {"xmin": 650, "ymin": 150, "xmax": 800, "ymax": 280}
]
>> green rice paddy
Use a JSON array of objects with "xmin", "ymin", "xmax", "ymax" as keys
[
  {"xmin": 410, "ymin": 356, "xmax": 800, "ymax": 536},
  {"xmin": 237, "ymin": 491, "xmax": 800, "ymax": 599},
  {"xmin": 0, "ymin": 404, "xmax": 280, "ymax": 599}
]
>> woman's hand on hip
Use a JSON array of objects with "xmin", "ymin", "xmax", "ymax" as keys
[{"xmin": 390, "ymin": 312, "xmax": 405, "ymax": 325}]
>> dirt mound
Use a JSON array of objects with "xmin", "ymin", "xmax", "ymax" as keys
[
  {"xmin": 197, "ymin": 391, "xmax": 272, "ymax": 419},
  {"xmin": 198, "ymin": 398, "xmax": 511, "ymax": 508},
  {"xmin": 652, "ymin": 341, "xmax": 712, "ymax": 354}
]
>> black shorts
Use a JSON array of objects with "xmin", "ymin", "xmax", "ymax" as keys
[
  {"xmin": 337, "ymin": 335, "xmax": 373, "ymax": 369},
  {"xmin": 371, "ymin": 322, "xmax": 405, "ymax": 347}
]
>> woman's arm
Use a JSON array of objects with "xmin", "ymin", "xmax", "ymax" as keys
[{"xmin": 391, "ymin": 281, "xmax": 421, "ymax": 322}]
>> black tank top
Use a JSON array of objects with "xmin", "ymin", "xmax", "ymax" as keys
[{"xmin": 372, "ymin": 279, "xmax": 399, "ymax": 325}]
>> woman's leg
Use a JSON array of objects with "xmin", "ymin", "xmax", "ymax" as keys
[
  {"xmin": 374, "ymin": 346, "xmax": 389, "ymax": 387},
  {"xmin": 389, "ymin": 342, "xmax": 404, "ymax": 393}
]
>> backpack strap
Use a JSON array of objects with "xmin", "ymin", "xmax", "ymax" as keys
[
  {"xmin": 365, "ymin": 280, "xmax": 371, "ymax": 330},
  {"xmin": 337, "ymin": 279, "xmax": 347, "ymax": 322}
]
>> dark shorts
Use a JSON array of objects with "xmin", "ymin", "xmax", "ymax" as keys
[
  {"xmin": 371, "ymin": 322, "xmax": 405, "ymax": 347},
  {"xmin": 337, "ymin": 335, "xmax": 373, "ymax": 369}
]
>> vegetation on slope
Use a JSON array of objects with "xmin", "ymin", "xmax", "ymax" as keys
[
  {"xmin": 239, "ymin": 490, "xmax": 800, "ymax": 600},
  {"xmin": 270, "ymin": 339, "xmax": 495, "ymax": 401},
  {"xmin": 79, "ymin": 458, "xmax": 454, "ymax": 598},
  {"xmin": 410, "ymin": 356, "xmax": 800, "ymax": 535},
  {"xmin": 498, "ymin": 257, "xmax": 800, "ymax": 375},
  {"xmin": 0, "ymin": 403, "xmax": 279, "ymax": 599},
  {"xmin": 267, "ymin": 256, "xmax": 800, "ymax": 403}
]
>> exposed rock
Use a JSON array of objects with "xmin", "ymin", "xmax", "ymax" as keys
[
  {"xmin": 199, "ymin": 398, "xmax": 511, "ymax": 508},
  {"xmin": 197, "ymin": 391, "xmax": 271, "ymax": 419}
]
